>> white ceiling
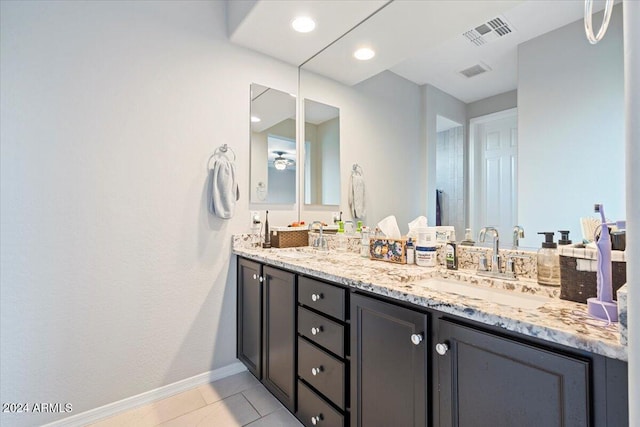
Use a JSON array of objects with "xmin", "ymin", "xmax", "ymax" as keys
[{"xmin": 229, "ymin": 0, "xmax": 610, "ymax": 103}]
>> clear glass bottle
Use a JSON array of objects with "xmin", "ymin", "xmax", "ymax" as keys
[
  {"xmin": 336, "ymin": 221, "xmax": 347, "ymax": 252},
  {"xmin": 537, "ymin": 232, "xmax": 560, "ymax": 286},
  {"xmin": 360, "ymin": 226, "xmax": 370, "ymax": 257}
]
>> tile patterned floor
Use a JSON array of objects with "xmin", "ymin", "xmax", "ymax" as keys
[{"xmin": 90, "ymin": 371, "xmax": 303, "ymax": 427}]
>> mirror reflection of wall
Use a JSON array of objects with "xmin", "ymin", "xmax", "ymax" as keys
[
  {"xmin": 303, "ymin": 99, "xmax": 340, "ymax": 206},
  {"xmin": 298, "ymin": 3, "xmax": 624, "ymax": 247},
  {"xmin": 250, "ymin": 83, "xmax": 296, "ymax": 205},
  {"xmin": 435, "ymin": 115, "xmax": 465, "ymax": 240}
]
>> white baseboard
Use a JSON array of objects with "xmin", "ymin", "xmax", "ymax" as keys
[{"xmin": 42, "ymin": 362, "xmax": 248, "ymax": 427}]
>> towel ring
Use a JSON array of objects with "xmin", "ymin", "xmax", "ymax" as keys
[
  {"xmin": 584, "ymin": 0, "xmax": 614, "ymax": 45},
  {"xmin": 207, "ymin": 144, "xmax": 236, "ymax": 171}
]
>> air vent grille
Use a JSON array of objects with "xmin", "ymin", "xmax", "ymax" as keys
[
  {"xmin": 460, "ymin": 63, "xmax": 491, "ymax": 78},
  {"xmin": 463, "ymin": 15, "xmax": 515, "ymax": 46}
]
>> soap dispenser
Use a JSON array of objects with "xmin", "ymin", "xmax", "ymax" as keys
[
  {"xmin": 537, "ymin": 232, "xmax": 560, "ymax": 286},
  {"xmin": 336, "ymin": 221, "xmax": 347, "ymax": 252},
  {"xmin": 558, "ymin": 230, "xmax": 572, "ymax": 246}
]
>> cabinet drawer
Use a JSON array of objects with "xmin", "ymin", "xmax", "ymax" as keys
[
  {"xmin": 297, "ymin": 380, "xmax": 344, "ymax": 427},
  {"xmin": 298, "ymin": 276, "xmax": 346, "ymax": 321},
  {"xmin": 298, "ymin": 337, "xmax": 345, "ymax": 409},
  {"xmin": 298, "ymin": 306, "xmax": 344, "ymax": 357}
]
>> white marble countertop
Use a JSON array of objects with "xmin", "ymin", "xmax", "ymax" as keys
[{"xmin": 233, "ymin": 242, "xmax": 627, "ymax": 362}]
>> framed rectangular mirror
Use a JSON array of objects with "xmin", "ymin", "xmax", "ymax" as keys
[{"xmin": 250, "ymin": 83, "xmax": 297, "ymax": 205}]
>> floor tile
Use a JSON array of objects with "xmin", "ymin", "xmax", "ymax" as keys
[
  {"xmin": 159, "ymin": 393, "xmax": 260, "ymax": 427},
  {"xmin": 197, "ymin": 371, "xmax": 261, "ymax": 405},
  {"xmin": 89, "ymin": 388, "xmax": 207, "ymax": 427},
  {"xmin": 242, "ymin": 385, "xmax": 283, "ymax": 416},
  {"xmin": 245, "ymin": 408, "xmax": 303, "ymax": 427}
]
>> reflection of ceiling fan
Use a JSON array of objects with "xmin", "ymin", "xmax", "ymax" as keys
[{"xmin": 273, "ymin": 151, "xmax": 294, "ymax": 171}]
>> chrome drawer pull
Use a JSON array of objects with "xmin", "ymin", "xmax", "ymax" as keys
[
  {"xmin": 410, "ymin": 333, "xmax": 423, "ymax": 345},
  {"xmin": 311, "ymin": 366, "xmax": 324, "ymax": 376},
  {"xmin": 311, "ymin": 414, "xmax": 324, "ymax": 425},
  {"xmin": 311, "ymin": 326, "xmax": 323, "ymax": 335},
  {"xmin": 435, "ymin": 342, "xmax": 449, "ymax": 355},
  {"xmin": 311, "ymin": 293, "xmax": 323, "ymax": 302},
  {"xmin": 252, "ymin": 274, "xmax": 257, "ymax": 280}
]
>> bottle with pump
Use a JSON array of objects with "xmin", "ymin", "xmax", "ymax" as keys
[
  {"xmin": 336, "ymin": 221, "xmax": 347, "ymax": 252},
  {"xmin": 537, "ymin": 232, "xmax": 560, "ymax": 286},
  {"xmin": 360, "ymin": 226, "xmax": 370, "ymax": 258},
  {"xmin": 558, "ymin": 230, "xmax": 572, "ymax": 246}
]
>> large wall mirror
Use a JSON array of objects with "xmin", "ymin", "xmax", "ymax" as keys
[
  {"xmin": 250, "ymin": 83, "xmax": 296, "ymax": 205},
  {"xmin": 303, "ymin": 99, "xmax": 340, "ymax": 206},
  {"xmin": 299, "ymin": 1, "xmax": 625, "ymax": 247}
]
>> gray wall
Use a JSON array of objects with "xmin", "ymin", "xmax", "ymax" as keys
[
  {"xmin": 0, "ymin": 1, "xmax": 298, "ymax": 425},
  {"xmin": 517, "ymin": 7, "xmax": 624, "ymax": 247}
]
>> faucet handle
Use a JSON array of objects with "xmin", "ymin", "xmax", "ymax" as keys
[{"xmin": 505, "ymin": 253, "xmax": 533, "ymax": 278}]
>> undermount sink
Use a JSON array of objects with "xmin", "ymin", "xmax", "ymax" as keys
[
  {"xmin": 275, "ymin": 249, "xmax": 317, "ymax": 259},
  {"xmin": 414, "ymin": 278, "xmax": 550, "ymax": 310},
  {"xmin": 278, "ymin": 252, "xmax": 314, "ymax": 260}
]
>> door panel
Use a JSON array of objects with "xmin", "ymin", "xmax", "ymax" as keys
[
  {"xmin": 262, "ymin": 265, "xmax": 296, "ymax": 411},
  {"xmin": 237, "ymin": 258, "xmax": 262, "ymax": 378},
  {"xmin": 438, "ymin": 320, "xmax": 590, "ymax": 427},
  {"xmin": 351, "ymin": 293, "xmax": 428, "ymax": 427}
]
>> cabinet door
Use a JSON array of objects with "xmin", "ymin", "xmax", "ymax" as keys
[
  {"xmin": 262, "ymin": 265, "xmax": 296, "ymax": 412},
  {"xmin": 237, "ymin": 258, "xmax": 262, "ymax": 378},
  {"xmin": 437, "ymin": 319, "xmax": 590, "ymax": 427},
  {"xmin": 351, "ymin": 293, "xmax": 429, "ymax": 427}
]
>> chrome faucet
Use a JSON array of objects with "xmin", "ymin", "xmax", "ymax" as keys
[
  {"xmin": 309, "ymin": 221, "xmax": 328, "ymax": 251},
  {"xmin": 479, "ymin": 227, "xmax": 501, "ymax": 273},
  {"xmin": 513, "ymin": 225, "xmax": 525, "ymax": 248}
]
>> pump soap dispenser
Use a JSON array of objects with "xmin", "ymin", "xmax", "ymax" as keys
[{"xmin": 537, "ymin": 232, "xmax": 560, "ymax": 286}]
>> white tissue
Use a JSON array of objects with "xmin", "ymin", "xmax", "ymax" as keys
[
  {"xmin": 378, "ymin": 215, "xmax": 402, "ymax": 239},
  {"xmin": 407, "ymin": 216, "xmax": 428, "ymax": 239}
]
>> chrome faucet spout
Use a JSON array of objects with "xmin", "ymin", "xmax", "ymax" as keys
[
  {"xmin": 513, "ymin": 225, "xmax": 525, "ymax": 248},
  {"xmin": 479, "ymin": 227, "xmax": 501, "ymax": 273},
  {"xmin": 309, "ymin": 221, "xmax": 327, "ymax": 251}
]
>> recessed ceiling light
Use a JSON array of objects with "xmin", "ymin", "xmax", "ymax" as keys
[
  {"xmin": 251, "ymin": 116, "xmax": 261, "ymax": 123},
  {"xmin": 292, "ymin": 16, "xmax": 316, "ymax": 33},
  {"xmin": 354, "ymin": 47, "xmax": 375, "ymax": 61}
]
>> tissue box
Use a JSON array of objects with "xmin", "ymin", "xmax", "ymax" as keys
[
  {"xmin": 270, "ymin": 227, "xmax": 309, "ymax": 248},
  {"xmin": 369, "ymin": 237, "xmax": 407, "ymax": 264},
  {"xmin": 558, "ymin": 244, "xmax": 627, "ymax": 303}
]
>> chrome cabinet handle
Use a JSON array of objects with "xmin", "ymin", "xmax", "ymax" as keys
[
  {"xmin": 311, "ymin": 326, "xmax": 323, "ymax": 335},
  {"xmin": 311, "ymin": 414, "xmax": 323, "ymax": 425},
  {"xmin": 435, "ymin": 342, "xmax": 449, "ymax": 355},
  {"xmin": 311, "ymin": 293, "xmax": 323, "ymax": 302},
  {"xmin": 410, "ymin": 333, "xmax": 423, "ymax": 345},
  {"xmin": 311, "ymin": 366, "xmax": 323, "ymax": 376},
  {"xmin": 259, "ymin": 276, "xmax": 264, "ymax": 283},
  {"xmin": 252, "ymin": 274, "xmax": 257, "ymax": 280}
]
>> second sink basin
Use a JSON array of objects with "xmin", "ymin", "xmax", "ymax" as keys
[{"xmin": 414, "ymin": 278, "xmax": 550, "ymax": 310}]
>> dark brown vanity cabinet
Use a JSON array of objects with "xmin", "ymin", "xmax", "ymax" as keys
[
  {"xmin": 436, "ymin": 319, "xmax": 590, "ymax": 427},
  {"xmin": 350, "ymin": 293, "xmax": 429, "ymax": 427},
  {"xmin": 237, "ymin": 258, "xmax": 296, "ymax": 412},
  {"xmin": 297, "ymin": 276, "xmax": 349, "ymax": 427}
]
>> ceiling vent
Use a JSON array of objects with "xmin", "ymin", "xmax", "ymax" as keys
[
  {"xmin": 463, "ymin": 15, "xmax": 515, "ymax": 46},
  {"xmin": 459, "ymin": 62, "xmax": 492, "ymax": 79}
]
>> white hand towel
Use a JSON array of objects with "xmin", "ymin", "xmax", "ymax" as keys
[
  {"xmin": 349, "ymin": 171, "xmax": 366, "ymax": 219},
  {"xmin": 209, "ymin": 157, "xmax": 239, "ymax": 219}
]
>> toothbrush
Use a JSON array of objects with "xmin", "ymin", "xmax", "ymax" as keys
[{"xmin": 587, "ymin": 203, "xmax": 618, "ymax": 322}]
